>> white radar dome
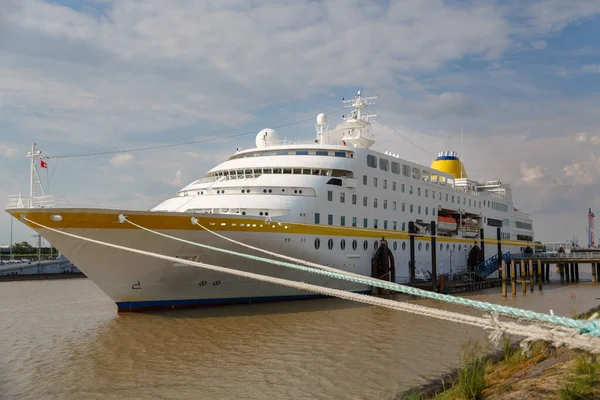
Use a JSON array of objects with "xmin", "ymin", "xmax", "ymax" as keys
[
  {"xmin": 255, "ymin": 128, "xmax": 281, "ymax": 148},
  {"xmin": 316, "ymin": 113, "xmax": 328, "ymax": 125}
]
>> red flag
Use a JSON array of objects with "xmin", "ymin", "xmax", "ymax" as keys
[
  {"xmin": 40, "ymin": 160, "xmax": 48, "ymax": 169},
  {"xmin": 342, "ymin": 140, "xmax": 347, "ymax": 146}
]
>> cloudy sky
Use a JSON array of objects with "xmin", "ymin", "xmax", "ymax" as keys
[{"xmin": 2, "ymin": 0, "xmax": 600, "ymax": 246}]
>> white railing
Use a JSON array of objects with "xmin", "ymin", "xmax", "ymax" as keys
[
  {"xmin": 512, "ymin": 252, "xmax": 600, "ymax": 259},
  {"xmin": 5, "ymin": 195, "xmax": 72, "ymax": 210}
]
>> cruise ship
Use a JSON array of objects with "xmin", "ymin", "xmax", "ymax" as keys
[{"xmin": 5, "ymin": 92, "xmax": 535, "ymax": 312}]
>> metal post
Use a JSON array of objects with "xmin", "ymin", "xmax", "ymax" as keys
[
  {"xmin": 560, "ymin": 263, "xmax": 565, "ymax": 284},
  {"xmin": 593, "ymin": 263, "xmax": 597, "ymax": 283},
  {"xmin": 409, "ymin": 222, "xmax": 415, "ymax": 286},
  {"xmin": 546, "ymin": 264, "xmax": 550, "ymax": 282},
  {"xmin": 479, "ymin": 228, "xmax": 485, "ymax": 262},
  {"xmin": 496, "ymin": 227, "xmax": 502, "ymax": 273},
  {"xmin": 537, "ymin": 259, "xmax": 542, "ymax": 291},
  {"xmin": 430, "ymin": 221, "xmax": 437, "ymax": 292},
  {"xmin": 521, "ymin": 262, "xmax": 526, "ymax": 294},
  {"xmin": 502, "ymin": 259, "xmax": 507, "ymax": 297},
  {"xmin": 575, "ymin": 263, "xmax": 579, "ymax": 282}
]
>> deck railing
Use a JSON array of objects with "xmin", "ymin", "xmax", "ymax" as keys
[
  {"xmin": 512, "ymin": 252, "xmax": 600, "ymax": 259},
  {"xmin": 5, "ymin": 195, "xmax": 72, "ymax": 210}
]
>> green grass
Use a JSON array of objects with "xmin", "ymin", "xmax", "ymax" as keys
[
  {"xmin": 558, "ymin": 354, "xmax": 599, "ymax": 400},
  {"xmin": 456, "ymin": 339, "xmax": 487, "ymax": 400}
]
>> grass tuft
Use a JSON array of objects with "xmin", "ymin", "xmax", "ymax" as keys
[
  {"xmin": 456, "ymin": 339, "xmax": 487, "ymax": 400},
  {"xmin": 558, "ymin": 354, "xmax": 600, "ymax": 400}
]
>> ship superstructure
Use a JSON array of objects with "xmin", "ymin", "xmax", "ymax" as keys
[{"xmin": 5, "ymin": 92, "xmax": 534, "ymax": 312}]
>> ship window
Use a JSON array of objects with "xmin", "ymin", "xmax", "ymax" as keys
[
  {"xmin": 312, "ymin": 169, "xmax": 320, "ymax": 175},
  {"xmin": 334, "ymin": 152, "xmax": 346, "ymax": 158},
  {"xmin": 426, "ymin": 243, "xmax": 430, "ymax": 252},
  {"xmin": 402, "ymin": 242, "xmax": 406, "ymax": 251},
  {"xmin": 363, "ymin": 240, "xmax": 368, "ymax": 251},
  {"xmin": 328, "ymin": 214, "xmax": 333, "ymax": 225},
  {"xmin": 352, "ymin": 240, "xmax": 357, "ymax": 251},
  {"xmin": 302, "ymin": 169, "xmax": 311, "ymax": 175},
  {"xmin": 328, "ymin": 239, "xmax": 334, "ymax": 250},
  {"xmin": 340, "ymin": 239, "xmax": 346, "ymax": 250},
  {"xmin": 417, "ymin": 187, "xmax": 421, "ymax": 196},
  {"xmin": 326, "ymin": 178, "xmax": 342, "ymax": 186},
  {"xmin": 425, "ymin": 207, "xmax": 428, "ymax": 215},
  {"xmin": 402, "ymin": 165, "xmax": 411, "ymax": 177},
  {"xmin": 352, "ymin": 217, "xmax": 357, "ymax": 227},
  {"xmin": 283, "ymin": 168, "xmax": 291, "ymax": 174},
  {"xmin": 367, "ymin": 155, "xmax": 377, "ymax": 168},
  {"xmin": 315, "ymin": 213, "xmax": 320, "ymax": 224},
  {"xmin": 440, "ymin": 243, "xmax": 443, "ymax": 251},
  {"xmin": 446, "ymin": 194, "xmax": 449, "ymax": 202},
  {"xmin": 431, "ymin": 175, "xmax": 438, "ymax": 183},
  {"xmin": 316, "ymin": 150, "xmax": 328, "ymax": 156},
  {"xmin": 458, "ymin": 244, "xmax": 462, "ymax": 251},
  {"xmin": 402, "ymin": 222, "xmax": 406, "ymax": 231},
  {"xmin": 293, "ymin": 168, "xmax": 301, "ymax": 174},
  {"xmin": 432, "ymin": 208, "xmax": 436, "ymax": 216},
  {"xmin": 374, "ymin": 219, "xmax": 378, "ymax": 229},
  {"xmin": 383, "ymin": 179, "xmax": 387, "ymax": 189},
  {"xmin": 409, "ymin": 185, "xmax": 413, "ymax": 195},
  {"xmin": 432, "ymin": 190, "xmax": 435, "ymax": 199},
  {"xmin": 379, "ymin": 158, "xmax": 389, "ymax": 171},
  {"xmin": 373, "ymin": 177, "xmax": 377, "ymax": 187},
  {"xmin": 352, "ymin": 194, "xmax": 357, "ymax": 205},
  {"xmin": 340, "ymin": 216, "xmax": 345, "ymax": 226},
  {"xmin": 425, "ymin": 189, "xmax": 428, "ymax": 198},
  {"xmin": 363, "ymin": 218, "xmax": 368, "ymax": 228},
  {"xmin": 363, "ymin": 196, "xmax": 368, "ymax": 206},
  {"xmin": 296, "ymin": 150, "xmax": 309, "ymax": 155},
  {"xmin": 374, "ymin": 198, "xmax": 378, "ymax": 208},
  {"xmin": 418, "ymin": 205, "xmax": 421, "ymax": 214},
  {"xmin": 320, "ymin": 170, "xmax": 328, "ymax": 176},
  {"xmin": 340, "ymin": 193, "xmax": 345, "ymax": 203},
  {"xmin": 314, "ymin": 238, "xmax": 320, "ymax": 250},
  {"xmin": 393, "ymin": 241, "xmax": 398, "ymax": 251},
  {"xmin": 383, "ymin": 200, "xmax": 387, "ymax": 209},
  {"xmin": 418, "ymin": 243, "xmax": 422, "ymax": 251},
  {"xmin": 273, "ymin": 168, "xmax": 282, "ymax": 174},
  {"xmin": 401, "ymin": 183, "xmax": 405, "ymax": 193},
  {"xmin": 412, "ymin": 168, "xmax": 421, "ymax": 180},
  {"xmin": 452, "ymin": 195, "xmax": 455, "ymax": 203},
  {"xmin": 393, "ymin": 182, "xmax": 397, "ymax": 191},
  {"xmin": 410, "ymin": 205, "xmax": 414, "ymax": 213},
  {"xmin": 276, "ymin": 151, "xmax": 288, "ymax": 155},
  {"xmin": 393, "ymin": 221, "xmax": 397, "ymax": 230},
  {"xmin": 393, "ymin": 201, "xmax": 396, "ymax": 210},
  {"xmin": 422, "ymin": 171, "xmax": 430, "ymax": 182},
  {"xmin": 383, "ymin": 220, "xmax": 388, "ymax": 230},
  {"xmin": 374, "ymin": 241, "xmax": 379, "ymax": 250},
  {"xmin": 446, "ymin": 244, "xmax": 450, "ymax": 251},
  {"xmin": 401, "ymin": 203, "xmax": 405, "ymax": 212},
  {"xmin": 363, "ymin": 175, "xmax": 367, "ymax": 185},
  {"xmin": 391, "ymin": 162, "xmax": 400, "ymax": 174}
]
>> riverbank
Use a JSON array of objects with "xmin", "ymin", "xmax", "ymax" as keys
[
  {"xmin": 0, "ymin": 272, "xmax": 86, "ymax": 282},
  {"xmin": 397, "ymin": 305, "xmax": 600, "ymax": 400}
]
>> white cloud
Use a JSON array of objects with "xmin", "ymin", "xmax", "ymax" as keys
[
  {"xmin": 531, "ymin": 40, "xmax": 547, "ymax": 50},
  {"xmin": 169, "ymin": 169, "xmax": 183, "ymax": 187},
  {"xmin": 109, "ymin": 153, "xmax": 136, "ymax": 167},
  {"xmin": 590, "ymin": 136, "xmax": 600, "ymax": 145},
  {"xmin": 574, "ymin": 132, "xmax": 589, "ymax": 143},
  {"xmin": 0, "ymin": 145, "xmax": 19, "ymax": 158},
  {"xmin": 520, "ymin": 162, "xmax": 546, "ymax": 184},
  {"xmin": 582, "ymin": 64, "xmax": 600, "ymax": 74},
  {"xmin": 563, "ymin": 163, "xmax": 595, "ymax": 185}
]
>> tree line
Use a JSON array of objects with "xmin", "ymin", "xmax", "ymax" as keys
[{"xmin": 3, "ymin": 242, "xmax": 58, "ymax": 255}]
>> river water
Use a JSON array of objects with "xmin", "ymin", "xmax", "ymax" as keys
[{"xmin": 0, "ymin": 275, "xmax": 598, "ymax": 400}]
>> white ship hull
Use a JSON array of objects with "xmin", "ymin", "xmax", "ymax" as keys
[{"xmin": 10, "ymin": 208, "xmax": 524, "ymax": 312}]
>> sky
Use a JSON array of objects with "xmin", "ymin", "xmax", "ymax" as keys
[{"xmin": 1, "ymin": 0, "xmax": 600, "ymax": 246}]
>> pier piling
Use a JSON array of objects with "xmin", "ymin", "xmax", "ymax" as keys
[
  {"xmin": 593, "ymin": 263, "xmax": 597, "ymax": 283},
  {"xmin": 502, "ymin": 260, "xmax": 507, "ymax": 297},
  {"xmin": 521, "ymin": 262, "xmax": 526, "ymax": 294},
  {"xmin": 537, "ymin": 259, "xmax": 542, "ymax": 291},
  {"xmin": 575, "ymin": 263, "xmax": 579, "ymax": 282},
  {"xmin": 511, "ymin": 259, "xmax": 516, "ymax": 296},
  {"xmin": 529, "ymin": 259, "xmax": 534, "ymax": 292}
]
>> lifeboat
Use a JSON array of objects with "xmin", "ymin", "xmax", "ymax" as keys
[
  {"xmin": 461, "ymin": 218, "xmax": 479, "ymax": 238},
  {"xmin": 437, "ymin": 216, "xmax": 457, "ymax": 232}
]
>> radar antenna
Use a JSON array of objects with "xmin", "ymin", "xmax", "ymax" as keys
[{"xmin": 339, "ymin": 91, "xmax": 378, "ymax": 148}]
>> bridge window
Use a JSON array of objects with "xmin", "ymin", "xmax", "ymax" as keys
[
  {"xmin": 402, "ymin": 165, "xmax": 411, "ymax": 177},
  {"xmin": 392, "ymin": 162, "xmax": 400, "ymax": 174},
  {"xmin": 379, "ymin": 158, "xmax": 389, "ymax": 171},
  {"xmin": 334, "ymin": 151, "xmax": 346, "ymax": 158},
  {"xmin": 412, "ymin": 168, "xmax": 421, "ymax": 180},
  {"xmin": 367, "ymin": 155, "xmax": 377, "ymax": 168},
  {"xmin": 296, "ymin": 150, "xmax": 309, "ymax": 155},
  {"xmin": 316, "ymin": 150, "xmax": 328, "ymax": 156},
  {"xmin": 314, "ymin": 213, "xmax": 320, "ymax": 224}
]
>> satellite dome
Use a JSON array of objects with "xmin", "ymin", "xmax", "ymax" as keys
[
  {"xmin": 316, "ymin": 113, "xmax": 328, "ymax": 125},
  {"xmin": 255, "ymin": 128, "xmax": 281, "ymax": 148}
]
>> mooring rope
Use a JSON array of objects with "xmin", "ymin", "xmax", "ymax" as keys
[
  {"xmin": 20, "ymin": 217, "xmax": 600, "ymax": 354},
  {"xmin": 116, "ymin": 215, "xmax": 600, "ymax": 338}
]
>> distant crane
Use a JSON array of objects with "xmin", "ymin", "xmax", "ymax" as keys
[{"xmin": 588, "ymin": 208, "xmax": 595, "ymax": 248}]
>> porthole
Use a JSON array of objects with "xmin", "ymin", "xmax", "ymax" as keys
[
  {"xmin": 402, "ymin": 242, "xmax": 406, "ymax": 251},
  {"xmin": 340, "ymin": 239, "xmax": 346, "ymax": 251},
  {"xmin": 299, "ymin": 190, "xmax": 303, "ymax": 194},
  {"xmin": 314, "ymin": 238, "xmax": 320, "ymax": 250},
  {"xmin": 458, "ymin": 245, "xmax": 462, "ymax": 252},
  {"xmin": 374, "ymin": 241, "xmax": 379, "ymax": 250},
  {"xmin": 200, "ymin": 191, "xmax": 204, "ymax": 195},
  {"xmin": 263, "ymin": 189, "xmax": 267, "ymax": 193},
  {"xmin": 352, "ymin": 240, "xmax": 357, "ymax": 251},
  {"xmin": 268, "ymin": 189, "xmax": 272, "ymax": 193},
  {"xmin": 242, "ymin": 211, "xmax": 246, "ymax": 215},
  {"xmin": 426, "ymin": 243, "xmax": 430, "ymax": 252},
  {"xmin": 328, "ymin": 238, "xmax": 334, "ymax": 250},
  {"xmin": 446, "ymin": 244, "xmax": 450, "ymax": 251},
  {"xmin": 418, "ymin": 243, "xmax": 422, "ymax": 251},
  {"xmin": 363, "ymin": 240, "xmax": 368, "ymax": 251},
  {"xmin": 241, "ymin": 189, "xmax": 245, "ymax": 193},
  {"xmin": 265, "ymin": 212, "xmax": 269, "ymax": 216},
  {"xmin": 440, "ymin": 243, "xmax": 443, "ymax": 251},
  {"xmin": 246, "ymin": 190, "xmax": 250, "ymax": 194},
  {"xmin": 393, "ymin": 241, "xmax": 398, "ymax": 251},
  {"xmin": 282, "ymin": 189, "xmax": 285, "ymax": 192},
  {"xmin": 294, "ymin": 190, "xmax": 298, "ymax": 194},
  {"xmin": 259, "ymin": 212, "xmax": 263, "ymax": 216}
]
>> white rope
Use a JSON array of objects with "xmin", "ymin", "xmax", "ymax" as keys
[{"xmin": 23, "ymin": 217, "xmax": 600, "ymax": 354}]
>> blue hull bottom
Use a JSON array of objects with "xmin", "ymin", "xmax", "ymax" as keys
[{"xmin": 116, "ymin": 290, "xmax": 371, "ymax": 313}]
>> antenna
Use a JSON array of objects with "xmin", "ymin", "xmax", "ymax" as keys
[
  {"xmin": 460, "ymin": 126, "xmax": 464, "ymax": 179},
  {"xmin": 26, "ymin": 143, "xmax": 46, "ymax": 205}
]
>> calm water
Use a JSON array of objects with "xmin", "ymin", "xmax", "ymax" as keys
[{"xmin": 0, "ymin": 276, "xmax": 598, "ymax": 400}]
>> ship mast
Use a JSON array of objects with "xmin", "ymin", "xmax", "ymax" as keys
[
  {"xmin": 340, "ymin": 91, "xmax": 378, "ymax": 148},
  {"xmin": 26, "ymin": 143, "xmax": 46, "ymax": 205}
]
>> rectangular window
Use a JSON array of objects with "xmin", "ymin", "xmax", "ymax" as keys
[
  {"xmin": 363, "ymin": 196, "xmax": 368, "ymax": 206},
  {"xmin": 446, "ymin": 194, "xmax": 449, "ymax": 202},
  {"xmin": 402, "ymin": 222, "xmax": 406, "ymax": 231},
  {"xmin": 374, "ymin": 198, "xmax": 378, "ymax": 208},
  {"xmin": 432, "ymin": 190, "xmax": 435, "ymax": 199},
  {"xmin": 383, "ymin": 199, "xmax": 387, "ymax": 209},
  {"xmin": 402, "ymin": 203, "xmax": 406, "ymax": 212},
  {"xmin": 452, "ymin": 195, "xmax": 454, "ymax": 203},
  {"xmin": 393, "ymin": 221, "xmax": 397, "ymax": 230},
  {"xmin": 363, "ymin": 218, "xmax": 368, "ymax": 228},
  {"xmin": 432, "ymin": 208, "xmax": 436, "ymax": 216},
  {"xmin": 340, "ymin": 216, "xmax": 345, "ymax": 226},
  {"xmin": 352, "ymin": 194, "xmax": 357, "ymax": 205},
  {"xmin": 393, "ymin": 201, "xmax": 397, "ymax": 211},
  {"xmin": 340, "ymin": 192, "xmax": 345, "ymax": 203},
  {"xmin": 328, "ymin": 214, "xmax": 333, "ymax": 225},
  {"xmin": 469, "ymin": 199, "xmax": 472, "ymax": 206},
  {"xmin": 417, "ymin": 187, "xmax": 421, "ymax": 196},
  {"xmin": 316, "ymin": 150, "xmax": 328, "ymax": 156},
  {"xmin": 418, "ymin": 205, "xmax": 421, "ymax": 214},
  {"xmin": 374, "ymin": 219, "xmax": 378, "ymax": 229},
  {"xmin": 379, "ymin": 158, "xmax": 389, "ymax": 171},
  {"xmin": 327, "ymin": 190, "xmax": 333, "ymax": 201},
  {"xmin": 402, "ymin": 165, "xmax": 411, "ymax": 177},
  {"xmin": 393, "ymin": 182, "xmax": 397, "ymax": 191},
  {"xmin": 352, "ymin": 217, "xmax": 357, "ymax": 227},
  {"xmin": 410, "ymin": 204, "xmax": 414, "ymax": 213},
  {"xmin": 373, "ymin": 177, "xmax": 378, "ymax": 187},
  {"xmin": 383, "ymin": 179, "xmax": 388, "ymax": 189},
  {"xmin": 384, "ymin": 220, "xmax": 388, "ymax": 230},
  {"xmin": 425, "ymin": 189, "xmax": 428, "ymax": 198},
  {"xmin": 391, "ymin": 162, "xmax": 400, "ymax": 174},
  {"xmin": 367, "ymin": 155, "xmax": 377, "ymax": 168},
  {"xmin": 363, "ymin": 175, "xmax": 368, "ymax": 185},
  {"xmin": 401, "ymin": 183, "xmax": 405, "ymax": 193},
  {"xmin": 334, "ymin": 151, "xmax": 346, "ymax": 158},
  {"xmin": 409, "ymin": 185, "xmax": 413, "ymax": 195},
  {"xmin": 314, "ymin": 213, "xmax": 320, "ymax": 224},
  {"xmin": 295, "ymin": 150, "xmax": 309, "ymax": 155},
  {"xmin": 425, "ymin": 207, "xmax": 428, "ymax": 215}
]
